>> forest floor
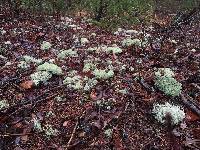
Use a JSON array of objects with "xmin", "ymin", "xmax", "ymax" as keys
[{"xmin": 0, "ymin": 11, "xmax": 200, "ymax": 150}]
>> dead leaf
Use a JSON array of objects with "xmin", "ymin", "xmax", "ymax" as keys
[
  {"xmin": 20, "ymin": 81, "xmax": 34, "ymax": 89},
  {"xmin": 90, "ymin": 90, "xmax": 97, "ymax": 100},
  {"xmin": 63, "ymin": 121, "xmax": 69, "ymax": 127},
  {"xmin": 186, "ymin": 110, "xmax": 200, "ymax": 121}
]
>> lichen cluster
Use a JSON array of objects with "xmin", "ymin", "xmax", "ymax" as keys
[
  {"xmin": 122, "ymin": 38, "xmax": 141, "ymax": 47},
  {"xmin": 106, "ymin": 46, "xmax": 122, "ymax": 54},
  {"xmin": 57, "ymin": 49, "xmax": 78, "ymax": 59},
  {"xmin": 155, "ymin": 68, "xmax": 182, "ymax": 97},
  {"xmin": 43, "ymin": 124, "xmax": 59, "ymax": 137},
  {"xmin": 37, "ymin": 62, "xmax": 63, "ymax": 75},
  {"xmin": 30, "ymin": 71, "xmax": 52, "ymax": 85},
  {"xmin": 0, "ymin": 99, "xmax": 9, "ymax": 111},
  {"xmin": 152, "ymin": 102, "xmax": 185, "ymax": 125},
  {"xmin": 18, "ymin": 55, "xmax": 43, "ymax": 69},
  {"xmin": 63, "ymin": 75, "xmax": 83, "ymax": 90},
  {"xmin": 41, "ymin": 41, "xmax": 52, "ymax": 50},
  {"xmin": 92, "ymin": 69, "xmax": 114, "ymax": 80},
  {"xmin": 22, "ymin": 55, "xmax": 43, "ymax": 64}
]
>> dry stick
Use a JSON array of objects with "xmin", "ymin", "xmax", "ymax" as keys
[
  {"xmin": 191, "ymin": 83, "xmax": 200, "ymax": 91},
  {"xmin": 66, "ymin": 120, "xmax": 79, "ymax": 149},
  {"xmin": 0, "ymin": 133, "xmax": 32, "ymax": 137},
  {"xmin": 180, "ymin": 93, "xmax": 200, "ymax": 117},
  {"xmin": 66, "ymin": 110, "xmax": 86, "ymax": 149}
]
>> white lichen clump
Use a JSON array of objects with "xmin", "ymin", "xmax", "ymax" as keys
[
  {"xmin": 17, "ymin": 61, "xmax": 30, "ymax": 69},
  {"xmin": 122, "ymin": 38, "xmax": 141, "ymax": 47},
  {"xmin": 83, "ymin": 62, "xmax": 96, "ymax": 72},
  {"xmin": 63, "ymin": 75, "xmax": 83, "ymax": 90},
  {"xmin": 41, "ymin": 41, "xmax": 52, "ymax": 50},
  {"xmin": 0, "ymin": 100, "xmax": 10, "ymax": 110},
  {"xmin": 152, "ymin": 102, "xmax": 185, "ymax": 125},
  {"xmin": 154, "ymin": 68, "xmax": 182, "ymax": 97},
  {"xmin": 33, "ymin": 118, "xmax": 42, "ymax": 132},
  {"xmin": 93, "ymin": 69, "xmax": 114, "ymax": 79},
  {"xmin": 30, "ymin": 71, "xmax": 52, "ymax": 85},
  {"xmin": 43, "ymin": 125, "xmax": 59, "ymax": 137},
  {"xmin": 155, "ymin": 68, "xmax": 175, "ymax": 78},
  {"xmin": 37, "ymin": 62, "xmax": 63, "ymax": 75},
  {"xmin": 22, "ymin": 55, "xmax": 43, "ymax": 64},
  {"xmin": 57, "ymin": 49, "xmax": 78, "ymax": 59},
  {"xmin": 81, "ymin": 38, "xmax": 89, "ymax": 45},
  {"xmin": 106, "ymin": 46, "xmax": 122, "ymax": 54},
  {"xmin": 83, "ymin": 77, "xmax": 98, "ymax": 91}
]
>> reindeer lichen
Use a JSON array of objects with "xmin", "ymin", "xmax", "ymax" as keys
[{"xmin": 152, "ymin": 102, "xmax": 185, "ymax": 125}]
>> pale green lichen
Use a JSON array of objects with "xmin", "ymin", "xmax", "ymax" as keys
[
  {"xmin": 118, "ymin": 89, "xmax": 128, "ymax": 95},
  {"xmin": 93, "ymin": 69, "xmax": 114, "ymax": 80},
  {"xmin": 37, "ymin": 62, "xmax": 63, "ymax": 75},
  {"xmin": 57, "ymin": 49, "xmax": 78, "ymax": 59},
  {"xmin": 81, "ymin": 38, "xmax": 89, "ymax": 45},
  {"xmin": 155, "ymin": 68, "xmax": 175, "ymax": 78},
  {"xmin": 87, "ymin": 47, "xmax": 98, "ymax": 52},
  {"xmin": 122, "ymin": 38, "xmax": 141, "ymax": 47},
  {"xmin": 30, "ymin": 71, "xmax": 52, "ymax": 85},
  {"xmin": 63, "ymin": 75, "xmax": 83, "ymax": 90},
  {"xmin": 33, "ymin": 118, "xmax": 42, "ymax": 132},
  {"xmin": 106, "ymin": 46, "xmax": 122, "ymax": 54},
  {"xmin": 152, "ymin": 102, "xmax": 185, "ymax": 125},
  {"xmin": 0, "ymin": 100, "xmax": 9, "ymax": 111},
  {"xmin": 17, "ymin": 61, "xmax": 30, "ymax": 69},
  {"xmin": 22, "ymin": 55, "xmax": 43, "ymax": 64},
  {"xmin": 41, "ymin": 41, "xmax": 52, "ymax": 50},
  {"xmin": 155, "ymin": 76, "xmax": 182, "ymax": 97},
  {"xmin": 104, "ymin": 128, "xmax": 113, "ymax": 138},
  {"xmin": 83, "ymin": 77, "xmax": 98, "ymax": 91},
  {"xmin": 83, "ymin": 62, "xmax": 96, "ymax": 72},
  {"xmin": 43, "ymin": 124, "xmax": 59, "ymax": 137}
]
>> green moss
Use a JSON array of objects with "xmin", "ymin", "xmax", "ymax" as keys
[
  {"xmin": 155, "ymin": 76, "xmax": 182, "ymax": 97},
  {"xmin": 37, "ymin": 62, "xmax": 63, "ymax": 75},
  {"xmin": 30, "ymin": 71, "xmax": 52, "ymax": 85}
]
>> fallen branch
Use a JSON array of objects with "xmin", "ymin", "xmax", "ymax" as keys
[{"xmin": 180, "ymin": 93, "xmax": 200, "ymax": 117}]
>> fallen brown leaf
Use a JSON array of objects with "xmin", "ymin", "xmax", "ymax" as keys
[{"xmin": 20, "ymin": 81, "xmax": 34, "ymax": 89}]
